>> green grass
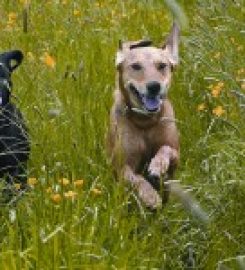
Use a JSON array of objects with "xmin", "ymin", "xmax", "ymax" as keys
[{"xmin": 0, "ymin": 0, "xmax": 244, "ymax": 269}]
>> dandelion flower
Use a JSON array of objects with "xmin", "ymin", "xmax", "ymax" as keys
[
  {"xmin": 211, "ymin": 81, "xmax": 224, "ymax": 98},
  {"xmin": 19, "ymin": 0, "xmax": 29, "ymax": 4},
  {"xmin": 237, "ymin": 68, "xmax": 244, "ymax": 75},
  {"xmin": 212, "ymin": 106, "xmax": 225, "ymax": 117},
  {"xmin": 217, "ymin": 81, "xmax": 224, "ymax": 88},
  {"xmin": 8, "ymin": 12, "xmax": 17, "ymax": 22},
  {"xmin": 197, "ymin": 103, "xmax": 206, "ymax": 111},
  {"xmin": 46, "ymin": 187, "xmax": 52, "ymax": 194},
  {"xmin": 28, "ymin": 177, "xmax": 38, "ymax": 186},
  {"xmin": 27, "ymin": 51, "xmax": 35, "ymax": 61},
  {"xmin": 41, "ymin": 52, "xmax": 56, "ymax": 69},
  {"xmin": 74, "ymin": 179, "xmax": 84, "ymax": 187},
  {"xmin": 64, "ymin": 190, "xmax": 77, "ymax": 199},
  {"xmin": 230, "ymin": 37, "xmax": 235, "ymax": 44},
  {"xmin": 59, "ymin": 178, "xmax": 70, "ymax": 186},
  {"xmin": 73, "ymin": 10, "xmax": 81, "ymax": 16},
  {"xmin": 237, "ymin": 45, "xmax": 243, "ymax": 52},
  {"xmin": 6, "ymin": 12, "xmax": 17, "ymax": 28},
  {"xmin": 91, "ymin": 188, "xmax": 102, "ymax": 196},
  {"xmin": 211, "ymin": 88, "xmax": 221, "ymax": 98},
  {"xmin": 213, "ymin": 52, "xmax": 221, "ymax": 59},
  {"xmin": 50, "ymin": 193, "xmax": 62, "ymax": 204},
  {"xmin": 14, "ymin": 183, "xmax": 21, "ymax": 190}
]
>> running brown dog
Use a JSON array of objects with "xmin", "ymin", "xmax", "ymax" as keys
[{"xmin": 107, "ymin": 23, "xmax": 180, "ymax": 209}]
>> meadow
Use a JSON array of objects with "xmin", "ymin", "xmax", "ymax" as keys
[{"xmin": 0, "ymin": 0, "xmax": 244, "ymax": 269}]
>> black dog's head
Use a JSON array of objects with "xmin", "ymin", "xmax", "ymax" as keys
[{"xmin": 0, "ymin": 50, "xmax": 23, "ymax": 106}]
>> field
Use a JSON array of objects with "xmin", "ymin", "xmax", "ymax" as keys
[{"xmin": 0, "ymin": 0, "xmax": 244, "ymax": 269}]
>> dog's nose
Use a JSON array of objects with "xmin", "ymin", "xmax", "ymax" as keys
[{"xmin": 146, "ymin": 81, "xmax": 161, "ymax": 96}]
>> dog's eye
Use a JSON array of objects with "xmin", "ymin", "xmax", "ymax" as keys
[
  {"xmin": 131, "ymin": 63, "xmax": 142, "ymax": 71},
  {"xmin": 157, "ymin": 62, "xmax": 167, "ymax": 71}
]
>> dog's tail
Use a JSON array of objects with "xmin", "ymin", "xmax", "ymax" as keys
[{"xmin": 166, "ymin": 180, "xmax": 210, "ymax": 225}]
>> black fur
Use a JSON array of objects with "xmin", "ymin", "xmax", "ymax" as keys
[{"xmin": 0, "ymin": 50, "xmax": 29, "ymax": 201}]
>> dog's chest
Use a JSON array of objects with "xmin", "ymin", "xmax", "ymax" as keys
[
  {"xmin": 144, "ymin": 123, "xmax": 165, "ymax": 150},
  {"xmin": 135, "ymin": 124, "xmax": 165, "ymax": 168}
]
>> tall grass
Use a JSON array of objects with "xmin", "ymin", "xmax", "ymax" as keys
[{"xmin": 0, "ymin": 0, "xmax": 244, "ymax": 269}]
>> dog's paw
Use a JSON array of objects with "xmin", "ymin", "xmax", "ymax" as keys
[
  {"xmin": 147, "ymin": 174, "xmax": 160, "ymax": 190},
  {"xmin": 137, "ymin": 180, "xmax": 162, "ymax": 209},
  {"xmin": 147, "ymin": 174, "xmax": 170, "ymax": 204},
  {"xmin": 148, "ymin": 155, "xmax": 170, "ymax": 178}
]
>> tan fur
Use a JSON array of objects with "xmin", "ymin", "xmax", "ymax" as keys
[{"xmin": 107, "ymin": 23, "xmax": 180, "ymax": 209}]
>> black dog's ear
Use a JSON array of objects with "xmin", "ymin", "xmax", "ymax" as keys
[{"xmin": 0, "ymin": 50, "xmax": 24, "ymax": 72}]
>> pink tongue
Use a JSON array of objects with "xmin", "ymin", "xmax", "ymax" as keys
[{"xmin": 142, "ymin": 96, "xmax": 160, "ymax": 111}]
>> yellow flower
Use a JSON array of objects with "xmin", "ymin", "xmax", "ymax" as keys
[
  {"xmin": 19, "ymin": 0, "xmax": 30, "ymax": 5},
  {"xmin": 50, "ymin": 193, "xmax": 62, "ymax": 204},
  {"xmin": 59, "ymin": 178, "xmax": 70, "ymax": 186},
  {"xmin": 211, "ymin": 81, "xmax": 224, "ymax": 98},
  {"xmin": 74, "ymin": 179, "xmax": 84, "ymax": 187},
  {"xmin": 237, "ymin": 45, "xmax": 243, "ymax": 52},
  {"xmin": 6, "ymin": 12, "xmax": 17, "ymax": 28},
  {"xmin": 237, "ymin": 68, "xmax": 244, "ymax": 75},
  {"xmin": 230, "ymin": 37, "xmax": 235, "ymax": 44},
  {"xmin": 27, "ymin": 51, "xmax": 35, "ymax": 61},
  {"xmin": 73, "ymin": 9, "xmax": 81, "ymax": 16},
  {"xmin": 211, "ymin": 88, "xmax": 221, "ymax": 98},
  {"xmin": 14, "ymin": 183, "xmax": 21, "ymax": 190},
  {"xmin": 8, "ymin": 12, "xmax": 17, "ymax": 22},
  {"xmin": 213, "ymin": 52, "xmax": 221, "ymax": 59},
  {"xmin": 28, "ymin": 177, "xmax": 38, "ymax": 186},
  {"xmin": 212, "ymin": 106, "xmax": 225, "ymax": 117},
  {"xmin": 91, "ymin": 188, "xmax": 102, "ymax": 196},
  {"xmin": 197, "ymin": 103, "xmax": 206, "ymax": 111},
  {"xmin": 41, "ymin": 52, "xmax": 56, "ymax": 69},
  {"xmin": 46, "ymin": 187, "xmax": 52, "ymax": 194},
  {"xmin": 64, "ymin": 190, "xmax": 77, "ymax": 199},
  {"xmin": 94, "ymin": 2, "xmax": 104, "ymax": 8}
]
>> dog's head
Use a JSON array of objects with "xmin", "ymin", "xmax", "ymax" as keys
[
  {"xmin": 116, "ymin": 23, "xmax": 180, "ymax": 113},
  {"xmin": 0, "ymin": 50, "xmax": 23, "ymax": 106}
]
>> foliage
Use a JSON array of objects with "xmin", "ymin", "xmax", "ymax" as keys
[{"xmin": 0, "ymin": 0, "xmax": 244, "ymax": 269}]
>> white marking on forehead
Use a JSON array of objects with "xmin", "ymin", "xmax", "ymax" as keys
[{"xmin": 126, "ymin": 47, "xmax": 168, "ymax": 63}]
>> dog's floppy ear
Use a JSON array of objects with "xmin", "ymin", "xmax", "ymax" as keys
[
  {"xmin": 162, "ymin": 22, "xmax": 180, "ymax": 66},
  {"xmin": 0, "ymin": 50, "xmax": 24, "ymax": 73}
]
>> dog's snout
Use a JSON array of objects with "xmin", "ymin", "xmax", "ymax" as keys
[{"xmin": 146, "ymin": 81, "xmax": 161, "ymax": 96}]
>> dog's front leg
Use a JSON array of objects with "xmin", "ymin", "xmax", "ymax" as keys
[
  {"xmin": 148, "ymin": 145, "xmax": 178, "ymax": 177},
  {"xmin": 148, "ymin": 145, "xmax": 179, "ymax": 201},
  {"xmin": 123, "ymin": 165, "xmax": 162, "ymax": 209}
]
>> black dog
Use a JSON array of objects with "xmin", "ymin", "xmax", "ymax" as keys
[{"xmin": 0, "ymin": 50, "xmax": 30, "ymax": 202}]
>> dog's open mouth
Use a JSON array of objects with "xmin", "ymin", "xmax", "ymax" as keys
[
  {"xmin": 141, "ymin": 95, "xmax": 161, "ymax": 112},
  {"xmin": 129, "ymin": 83, "xmax": 161, "ymax": 112}
]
